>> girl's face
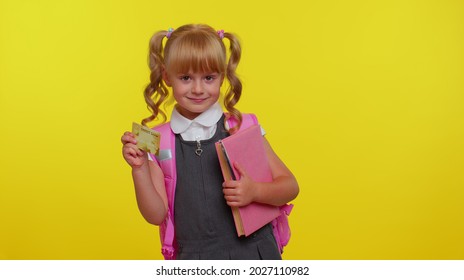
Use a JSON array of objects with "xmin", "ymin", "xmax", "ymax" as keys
[{"xmin": 164, "ymin": 70, "xmax": 223, "ymax": 120}]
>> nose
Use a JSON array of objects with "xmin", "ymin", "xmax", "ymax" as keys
[{"xmin": 191, "ymin": 80, "xmax": 203, "ymax": 95}]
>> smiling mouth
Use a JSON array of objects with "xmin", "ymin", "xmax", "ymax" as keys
[{"xmin": 188, "ymin": 97, "xmax": 207, "ymax": 103}]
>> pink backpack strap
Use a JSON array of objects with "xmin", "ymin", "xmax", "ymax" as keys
[
  {"xmin": 226, "ymin": 113, "xmax": 258, "ymax": 132},
  {"xmin": 153, "ymin": 123, "xmax": 176, "ymax": 210},
  {"xmin": 151, "ymin": 122, "xmax": 177, "ymax": 260}
]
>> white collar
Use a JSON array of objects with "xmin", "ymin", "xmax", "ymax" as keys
[{"xmin": 170, "ymin": 102, "xmax": 223, "ymax": 135}]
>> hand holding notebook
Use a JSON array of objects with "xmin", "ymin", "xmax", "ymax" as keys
[
  {"xmin": 222, "ymin": 161, "xmax": 258, "ymax": 207},
  {"xmin": 215, "ymin": 124, "xmax": 280, "ymax": 237}
]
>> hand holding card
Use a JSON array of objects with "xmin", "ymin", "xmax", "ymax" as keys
[{"xmin": 131, "ymin": 122, "xmax": 161, "ymax": 155}]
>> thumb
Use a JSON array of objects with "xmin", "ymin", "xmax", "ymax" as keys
[{"xmin": 233, "ymin": 162, "xmax": 248, "ymax": 179}]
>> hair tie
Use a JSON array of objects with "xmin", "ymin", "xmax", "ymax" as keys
[
  {"xmin": 166, "ymin": 27, "xmax": 174, "ymax": 38},
  {"xmin": 217, "ymin": 29, "xmax": 225, "ymax": 39}
]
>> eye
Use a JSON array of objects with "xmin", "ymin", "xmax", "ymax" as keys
[
  {"xmin": 180, "ymin": 75, "xmax": 190, "ymax": 81},
  {"xmin": 205, "ymin": 74, "xmax": 218, "ymax": 82}
]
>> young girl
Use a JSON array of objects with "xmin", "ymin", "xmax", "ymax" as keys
[{"xmin": 121, "ymin": 24, "xmax": 299, "ymax": 260}]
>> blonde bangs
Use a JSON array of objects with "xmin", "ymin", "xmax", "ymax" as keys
[{"xmin": 165, "ymin": 32, "xmax": 226, "ymax": 74}]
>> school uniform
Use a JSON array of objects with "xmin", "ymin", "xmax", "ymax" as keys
[{"xmin": 169, "ymin": 102, "xmax": 281, "ymax": 260}]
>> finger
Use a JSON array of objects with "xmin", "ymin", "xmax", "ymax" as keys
[
  {"xmin": 222, "ymin": 180, "xmax": 239, "ymax": 189},
  {"xmin": 121, "ymin": 132, "xmax": 137, "ymax": 144},
  {"xmin": 125, "ymin": 143, "xmax": 146, "ymax": 159},
  {"xmin": 227, "ymin": 201, "xmax": 239, "ymax": 207},
  {"xmin": 124, "ymin": 144, "xmax": 145, "ymax": 159},
  {"xmin": 223, "ymin": 188, "xmax": 237, "ymax": 196},
  {"xmin": 121, "ymin": 132, "xmax": 130, "ymax": 143},
  {"xmin": 233, "ymin": 162, "xmax": 248, "ymax": 178},
  {"xmin": 226, "ymin": 200, "xmax": 244, "ymax": 207},
  {"xmin": 222, "ymin": 181, "xmax": 231, "ymax": 189},
  {"xmin": 121, "ymin": 136, "xmax": 136, "ymax": 145},
  {"xmin": 123, "ymin": 146, "xmax": 138, "ymax": 158},
  {"xmin": 224, "ymin": 194, "xmax": 238, "ymax": 203},
  {"xmin": 123, "ymin": 142, "xmax": 138, "ymax": 151}
]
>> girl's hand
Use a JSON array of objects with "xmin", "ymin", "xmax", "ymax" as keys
[
  {"xmin": 222, "ymin": 162, "xmax": 257, "ymax": 207},
  {"xmin": 121, "ymin": 131, "xmax": 147, "ymax": 168}
]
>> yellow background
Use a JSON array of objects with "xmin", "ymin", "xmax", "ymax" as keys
[{"xmin": 1, "ymin": 0, "xmax": 463, "ymax": 259}]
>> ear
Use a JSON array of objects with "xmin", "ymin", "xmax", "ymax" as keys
[{"xmin": 162, "ymin": 68, "xmax": 172, "ymax": 87}]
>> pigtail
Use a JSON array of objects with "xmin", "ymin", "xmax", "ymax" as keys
[
  {"xmin": 223, "ymin": 32, "xmax": 243, "ymax": 134},
  {"xmin": 141, "ymin": 31, "xmax": 170, "ymax": 127}
]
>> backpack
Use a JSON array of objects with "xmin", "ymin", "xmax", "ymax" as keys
[{"xmin": 150, "ymin": 113, "xmax": 293, "ymax": 260}]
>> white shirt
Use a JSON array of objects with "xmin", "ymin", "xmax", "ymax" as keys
[
  {"xmin": 170, "ymin": 102, "xmax": 223, "ymax": 141},
  {"xmin": 148, "ymin": 102, "xmax": 266, "ymax": 161}
]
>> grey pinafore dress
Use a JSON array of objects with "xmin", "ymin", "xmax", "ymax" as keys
[{"xmin": 174, "ymin": 115, "xmax": 281, "ymax": 260}]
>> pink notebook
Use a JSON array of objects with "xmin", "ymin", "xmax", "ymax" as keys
[{"xmin": 215, "ymin": 124, "xmax": 280, "ymax": 237}]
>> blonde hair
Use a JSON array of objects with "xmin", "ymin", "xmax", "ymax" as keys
[{"xmin": 142, "ymin": 24, "xmax": 243, "ymax": 133}]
